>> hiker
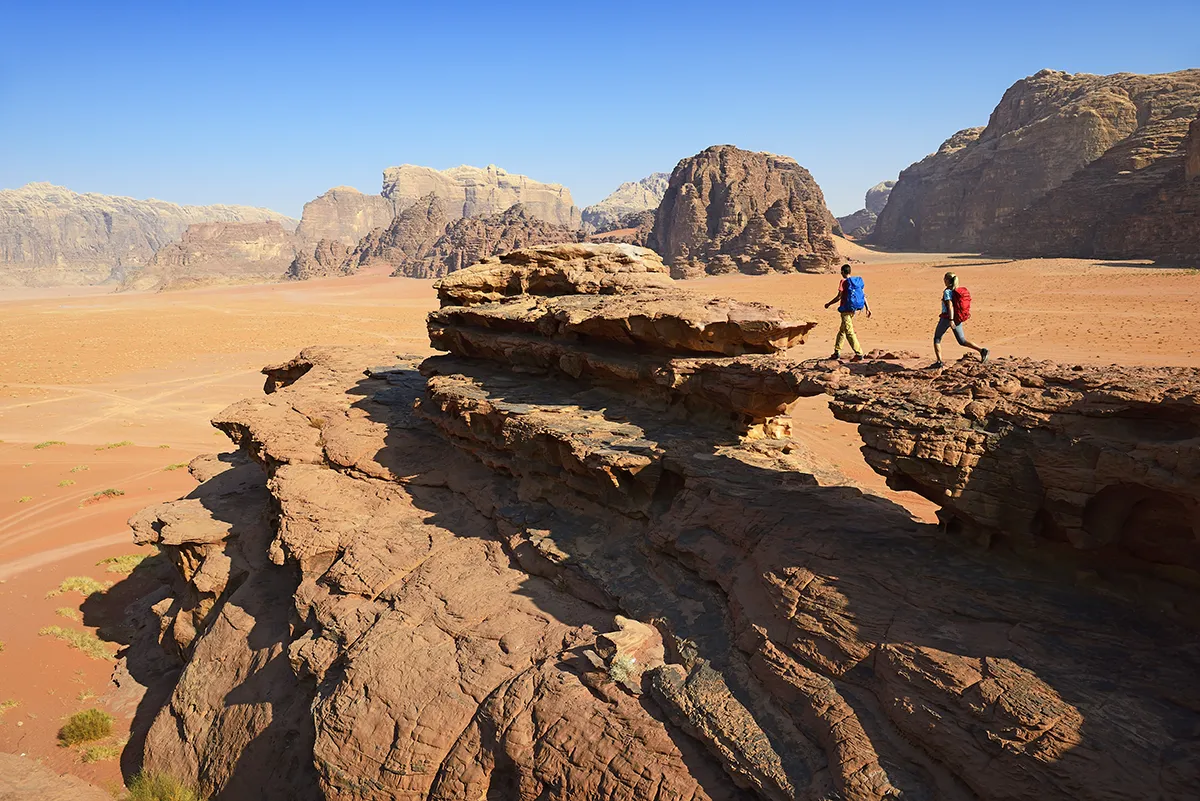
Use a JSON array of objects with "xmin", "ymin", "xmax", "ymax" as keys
[
  {"xmin": 932, "ymin": 271, "xmax": 988, "ymax": 368},
  {"xmin": 823, "ymin": 263, "xmax": 871, "ymax": 361}
]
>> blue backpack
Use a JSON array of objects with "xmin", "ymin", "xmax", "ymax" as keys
[{"xmin": 842, "ymin": 276, "xmax": 866, "ymax": 312}]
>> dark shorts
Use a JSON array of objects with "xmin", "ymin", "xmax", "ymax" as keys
[{"xmin": 934, "ymin": 317, "xmax": 967, "ymax": 345}]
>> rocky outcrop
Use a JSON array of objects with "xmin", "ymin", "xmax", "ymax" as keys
[
  {"xmin": 286, "ymin": 238, "xmax": 353, "ymax": 280},
  {"xmin": 124, "ymin": 220, "xmax": 298, "ymax": 291},
  {"xmin": 873, "ymin": 69, "xmax": 1200, "ymax": 260},
  {"xmin": 581, "ymin": 173, "xmax": 669, "ymax": 232},
  {"xmin": 586, "ymin": 210, "xmax": 655, "ymax": 246},
  {"xmin": 0, "ymin": 183, "xmax": 296, "ymax": 286},
  {"xmin": 0, "ymin": 753, "xmax": 112, "ymax": 801},
  {"xmin": 129, "ymin": 244, "xmax": 1199, "ymax": 800},
  {"xmin": 650, "ymin": 145, "xmax": 840, "ymax": 278},
  {"xmin": 836, "ymin": 181, "xmax": 895, "ymax": 237},
  {"xmin": 382, "ymin": 164, "xmax": 581, "ymax": 227},
  {"xmin": 295, "ymin": 186, "xmax": 394, "ymax": 246},
  {"xmin": 347, "ymin": 193, "xmax": 451, "ymax": 274},
  {"xmin": 393, "ymin": 204, "xmax": 579, "ymax": 278}
]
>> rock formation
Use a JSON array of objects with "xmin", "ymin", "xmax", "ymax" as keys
[
  {"xmin": 581, "ymin": 172, "xmax": 669, "ymax": 232},
  {"xmin": 649, "ymin": 145, "xmax": 840, "ymax": 278},
  {"xmin": 836, "ymin": 180, "xmax": 895, "ymax": 237},
  {"xmin": 382, "ymin": 164, "xmax": 581, "ymax": 227},
  {"xmin": 124, "ymin": 220, "xmax": 299, "ymax": 291},
  {"xmin": 286, "ymin": 238, "xmax": 353, "ymax": 280},
  {"xmin": 294, "ymin": 186, "xmax": 395, "ymax": 246},
  {"xmin": 391, "ymin": 204, "xmax": 579, "ymax": 278},
  {"xmin": 0, "ymin": 753, "xmax": 112, "ymax": 801},
  {"xmin": 126, "ymin": 243, "xmax": 1199, "ymax": 800},
  {"xmin": 585, "ymin": 210, "xmax": 655, "ymax": 246},
  {"xmin": 347, "ymin": 193, "xmax": 451, "ymax": 274},
  {"xmin": 0, "ymin": 183, "xmax": 296, "ymax": 286},
  {"xmin": 873, "ymin": 69, "xmax": 1200, "ymax": 261}
]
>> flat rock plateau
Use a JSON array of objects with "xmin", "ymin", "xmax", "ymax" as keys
[{"xmin": 114, "ymin": 243, "xmax": 1199, "ymax": 801}]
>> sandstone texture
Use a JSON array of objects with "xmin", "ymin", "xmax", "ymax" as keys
[
  {"xmin": 581, "ymin": 172, "xmax": 669, "ymax": 232},
  {"xmin": 393, "ymin": 204, "xmax": 580, "ymax": 279},
  {"xmin": 128, "ymin": 244, "xmax": 1199, "ymax": 800},
  {"xmin": 347, "ymin": 193, "xmax": 452, "ymax": 275},
  {"xmin": 650, "ymin": 145, "xmax": 840, "ymax": 278},
  {"xmin": 295, "ymin": 186, "xmax": 395, "ymax": 246},
  {"xmin": 125, "ymin": 220, "xmax": 299, "ymax": 291},
  {"xmin": 286, "ymin": 238, "xmax": 353, "ymax": 280},
  {"xmin": 587, "ymin": 210, "xmax": 655, "ymax": 246},
  {"xmin": 0, "ymin": 753, "xmax": 112, "ymax": 801},
  {"xmin": 873, "ymin": 69, "xmax": 1200, "ymax": 261},
  {"xmin": 0, "ymin": 183, "xmax": 296, "ymax": 286},
  {"xmin": 836, "ymin": 180, "xmax": 895, "ymax": 238},
  {"xmin": 382, "ymin": 164, "xmax": 581, "ymax": 227}
]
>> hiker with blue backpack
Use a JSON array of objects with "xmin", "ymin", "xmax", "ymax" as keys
[
  {"xmin": 932, "ymin": 271, "xmax": 989, "ymax": 368},
  {"xmin": 824, "ymin": 263, "xmax": 871, "ymax": 361}
]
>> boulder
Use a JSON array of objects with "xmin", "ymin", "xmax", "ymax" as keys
[
  {"xmin": 382, "ymin": 163, "xmax": 581, "ymax": 227},
  {"xmin": 0, "ymin": 183, "xmax": 296, "ymax": 287},
  {"xmin": 873, "ymin": 69, "xmax": 1200, "ymax": 260},
  {"xmin": 649, "ymin": 145, "xmax": 840, "ymax": 277},
  {"xmin": 581, "ymin": 172, "xmax": 669, "ymax": 232}
]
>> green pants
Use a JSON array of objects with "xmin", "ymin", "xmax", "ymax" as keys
[{"xmin": 834, "ymin": 312, "xmax": 862, "ymax": 355}]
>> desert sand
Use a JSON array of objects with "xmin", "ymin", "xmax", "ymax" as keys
[{"xmin": 0, "ymin": 249, "xmax": 1198, "ymax": 788}]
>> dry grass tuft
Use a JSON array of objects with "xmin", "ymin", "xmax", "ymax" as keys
[
  {"xmin": 56, "ymin": 607, "xmax": 81, "ymax": 621},
  {"xmin": 57, "ymin": 708, "xmax": 113, "ymax": 746},
  {"xmin": 34, "ymin": 440, "xmax": 66, "ymax": 449},
  {"xmin": 47, "ymin": 576, "xmax": 109, "ymax": 598},
  {"xmin": 163, "ymin": 463, "xmax": 188, "ymax": 471},
  {"xmin": 38, "ymin": 626, "xmax": 114, "ymax": 660},
  {"xmin": 97, "ymin": 440, "xmax": 134, "ymax": 450},
  {"xmin": 126, "ymin": 772, "xmax": 205, "ymax": 801},
  {"xmin": 70, "ymin": 464, "xmax": 89, "ymax": 473},
  {"xmin": 81, "ymin": 488, "xmax": 125, "ymax": 506},
  {"xmin": 97, "ymin": 554, "xmax": 146, "ymax": 574}
]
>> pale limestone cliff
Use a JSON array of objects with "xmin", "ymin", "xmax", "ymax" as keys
[
  {"xmin": 295, "ymin": 186, "xmax": 394, "ymax": 246},
  {"xmin": 0, "ymin": 183, "xmax": 296, "ymax": 286}
]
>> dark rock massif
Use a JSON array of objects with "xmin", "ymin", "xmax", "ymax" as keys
[
  {"xmin": 0, "ymin": 183, "xmax": 296, "ymax": 286},
  {"xmin": 836, "ymin": 180, "xmax": 895, "ymax": 237},
  {"xmin": 125, "ymin": 243, "xmax": 1199, "ymax": 801},
  {"xmin": 873, "ymin": 69, "xmax": 1200, "ymax": 261},
  {"xmin": 650, "ymin": 145, "xmax": 840, "ymax": 278},
  {"xmin": 286, "ymin": 238, "xmax": 354, "ymax": 280}
]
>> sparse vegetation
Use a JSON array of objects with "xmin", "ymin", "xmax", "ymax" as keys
[
  {"xmin": 56, "ymin": 607, "xmax": 81, "ymax": 621},
  {"xmin": 163, "ymin": 463, "xmax": 188, "ymax": 471},
  {"xmin": 34, "ymin": 440, "xmax": 66, "ymax": 449},
  {"xmin": 0, "ymin": 640, "xmax": 4, "ymax": 653},
  {"xmin": 82, "ymin": 487, "xmax": 125, "ymax": 505},
  {"xmin": 125, "ymin": 772, "xmax": 205, "ymax": 801},
  {"xmin": 0, "ymin": 699, "xmax": 18, "ymax": 719},
  {"xmin": 608, "ymin": 654, "xmax": 636, "ymax": 685},
  {"xmin": 57, "ymin": 708, "xmax": 113, "ymax": 746},
  {"xmin": 97, "ymin": 440, "xmax": 133, "ymax": 450},
  {"xmin": 70, "ymin": 464, "xmax": 89, "ymax": 473},
  {"xmin": 17, "ymin": 495, "xmax": 31, "ymax": 503},
  {"xmin": 39, "ymin": 626, "xmax": 113, "ymax": 660},
  {"xmin": 81, "ymin": 740, "xmax": 124, "ymax": 762},
  {"xmin": 97, "ymin": 554, "xmax": 146, "ymax": 574},
  {"xmin": 58, "ymin": 479, "xmax": 76, "ymax": 487},
  {"xmin": 47, "ymin": 576, "xmax": 109, "ymax": 597},
  {"xmin": 158, "ymin": 444, "xmax": 171, "ymax": 449}
]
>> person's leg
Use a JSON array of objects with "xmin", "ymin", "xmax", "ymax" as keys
[
  {"xmin": 955, "ymin": 324, "xmax": 989, "ymax": 361},
  {"xmin": 842, "ymin": 312, "xmax": 863, "ymax": 355},
  {"xmin": 933, "ymin": 318, "xmax": 949, "ymax": 364},
  {"xmin": 833, "ymin": 314, "xmax": 849, "ymax": 356}
]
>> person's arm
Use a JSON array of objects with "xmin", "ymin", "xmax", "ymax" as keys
[
  {"xmin": 824, "ymin": 292, "xmax": 841, "ymax": 309},
  {"xmin": 864, "ymin": 298, "xmax": 872, "ymax": 318},
  {"xmin": 947, "ymin": 290, "xmax": 958, "ymax": 325}
]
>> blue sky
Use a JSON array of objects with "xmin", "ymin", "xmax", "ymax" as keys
[{"xmin": 2, "ymin": 1, "xmax": 1197, "ymax": 217}]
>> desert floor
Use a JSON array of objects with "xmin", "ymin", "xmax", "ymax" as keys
[{"xmin": 1, "ymin": 247, "xmax": 1198, "ymax": 788}]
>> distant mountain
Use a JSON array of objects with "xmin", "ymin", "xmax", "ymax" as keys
[
  {"xmin": 581, "ymin": 173, "xmax": 669, "ymax": 232},
  {"xmin": 836, "ymin": 180, "xmax": 895, "ymax": 237},
  {"xmin": 0, "ymin": 183, "xmax": 296, "ymax": 287},
  {"xmin": 382, "ymin": 164, "xmax": 581, "ymax": 228}
]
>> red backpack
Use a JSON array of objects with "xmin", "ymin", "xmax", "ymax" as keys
[{"xmin": 952, "ymin": 287, "xmax": 972, "ymax": 322}]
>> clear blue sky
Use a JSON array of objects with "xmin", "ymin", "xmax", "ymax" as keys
[{"xmin": 2, "ymin": 1, "xmax": 1197, "ymax": 217}]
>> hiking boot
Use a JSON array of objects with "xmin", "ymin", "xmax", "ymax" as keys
[
  {"xmin": 980, "ymin": 348, "xmax": 990, "ymax": 363},
  {"xmin": 829, "ymin": 352, "xmax": 841, "ymax": 361},
  {"xmin": 928, "ymin": 361, "xmax": 944, "ymax": 370},
  {"xmin": 850, "ymin": 354, "xmax": 864, "ymax": 362}
]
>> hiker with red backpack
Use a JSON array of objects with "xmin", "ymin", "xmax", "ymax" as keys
[
  {"xmin": 932, "ymin": 272, "xmax": 988, "ymax": 368},
  {"xmin": 824, "ymin": 263, "xmax": 871, "ymax": 361}
]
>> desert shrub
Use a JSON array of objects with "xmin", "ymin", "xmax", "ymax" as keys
[
  {"xmin": 55, "ymin": 607, "xmax": 81, "ymax": 621},
  {"xmin": 608, "ymin": 654, "xmax": 636, "ymax": 684},
  {"xmin": 126, "ymin": 772, "xmax": 204, "ymax": 801},
  {"xmin": 16, "ymin": 496, "xmax": 31, "ymax": 503},
  {"xmin": 38, "ymin": 626, "xmax": 113, "ymax": 660},
  {"xmin": 70, "ymin": 464, "xmax": 89, "ymax": 472},
  {"xmin": 34, "ymin": 440, "xmax": 66, "ymax": 449},
  {"xmin": 163, "ymin": 463, "xmax": 188, "ymax": 471},
  {"xmin": 158, "ymin": 444, "xmax": 171, "ymax": 449},
  {"xmin": 0, "ymin": 640, "xmax": 4, "ymax": 653},
  {"xmin": 58, "ymin": 479, "xmax": 76, "ymax": 487},
  {"xmin": 0, "ymin": 699, "xmax": 18, "ymax": 718},
  {"xmin": 97, "ymin": 554, "xmax": 146, "ymax": 574},
  {"xmin": 57, "ymin": 708, "xmax": 113, "ymax": 745},
  {"xmin": 47, "ymin": 576, "xmax": 109, "ymax": 597},
  {"xmin": 82, "ymin": 488, "xmax": 125, "ymax": 506},
  {"xmin": 81, "ymin": 741, "xmax": 123, "ymax": 762},
  {"xmin": 97, "ymin": 441, "xmax": 134, "ymax": 450}
]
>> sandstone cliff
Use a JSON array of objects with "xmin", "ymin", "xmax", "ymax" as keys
[
  {"xmin": 873, "ymin": 69, "xmax": 1200, "ymax": 260},
  {"xmin": 581, "ymin": 172, "xmax": 669, "ymax": 232},
  {"xmin": 125, "ymin": 243, "xmax": 1199, "ymax": 800},
  {"xmin": 389, "ymin": 203, "xmax": 579, "ymax": 278},
  {"xmin": 382, "ymin": 164, "xmax": 581, "ymax": 227},
  {"xmin": 286, "ymin": 238, "xmax": 353, "ymax": 280},
  {"xmin": 0, "ymin": 183, "xmax": 297, "ymax": 286},
  {"xmin": 294, "ymin": 186, "xmax": 394, "ymax": 246},
  {"xmin": 347, "ymin": 193, "xmax": 451, "ymax": 274},
  {"xmin": 650, "ymin": 145, "xmax": 840, "ymax": 278},
  {"xmin": 586, "ymin": 209, "xmax": 655, "ymax": 246},
  {"xmin": 836, "ymin": 180, "xmax": 895, "ymax": 237},
  {"xmin": 123, "ymin": 221, "xmax": 298, "ymax": 291}
]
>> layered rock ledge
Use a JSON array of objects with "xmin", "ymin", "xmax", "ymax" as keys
[{"xmin": 127, "ymin": 244, "xmax": 1200, "ymax": 800}]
